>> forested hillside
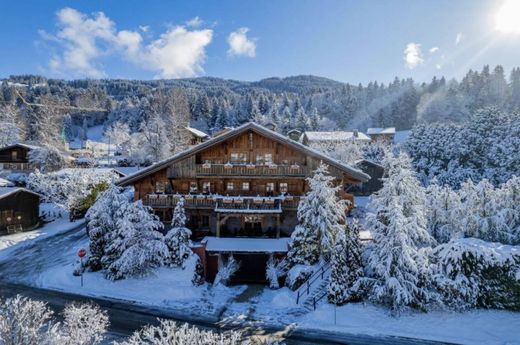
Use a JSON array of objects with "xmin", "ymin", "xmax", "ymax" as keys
[{"xmin": 1, "ymin": 64, "xmax": 519, "ymax": 153}]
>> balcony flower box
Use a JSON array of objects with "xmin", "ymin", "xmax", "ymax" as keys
[
  {"xmin": 234, "ymin": 198, "xmax": 244, "ymax": 204},
  {"xmin": 184, "ymin": 194, "xmax": 193, "ymax": 200},
  {"xmin": 223, "ymin": 198, "xmax": 233, "ymax": 204},
  {"xmin": 265, "ymin": 198, "xmax": 275, "ymax": 204},
  {"xmin": 202, "ymin": 163, "xmax": 211, "ymax": 169},
  {"xmin": 290, "ymin": 164, "xmax": 300, "ymax": 170},
  {"xmin": 246, "ymin": 164, "xmax": 255, "ymax": 169},
  {"xmin": 224, "ymin": 163, "xmax": 233, "ymax": 170},
  {"xmin": 285, "ymin": 195, "xmax": 294, "ymax": 201},
  {"xmin": 268, "ymin": 164, "xmax": 278, "ymax": 169},
  {"xmin": 148, "ymin": 194, "xmax": 157, "ymax": 199}
]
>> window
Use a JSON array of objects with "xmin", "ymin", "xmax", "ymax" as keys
[
  {"xmin": 242, "ymin": 182, "xmax": 250, "ymax": 191},
  {"xmin": 11, "ymin": 151, "xmax": 17, "ymax": 160},
  {"xmin": 202, "ymin": 182, "xmax": 211, "ymax": 194},
  {"xmin": 256, "ymin": 153, "xmax": 274, "ymax": 165},
  {"xmin": 155, "ymin": 181, "xmax": 166, "ymax": 193},
  {"xmin": 227, "ymin": 182, "xmax": 234, "ymax": 191},
  {"xmin": 266, "ymin": 182, "xmax": 275, "ymax": 192},
  {"xmin": 230, "ymin": 152, "xmax": 248, "ymax": 164},
  {"xmin": 189, "ymin": 182, "xmax": 198, "ymax": 193},
  {"xmin": 280, "ymin": 183, "xmax": 288, "ymax": 193}
]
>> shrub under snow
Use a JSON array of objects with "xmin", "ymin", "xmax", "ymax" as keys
[{"xmin": 214, "ymin": 255, "xmax": 240, "ymax": 286}]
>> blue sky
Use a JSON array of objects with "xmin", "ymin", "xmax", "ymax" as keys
[{"xmin": 1, "ymin": 0, "xmax": 520, "ymax": 84}]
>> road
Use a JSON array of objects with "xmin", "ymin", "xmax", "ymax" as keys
[{"xmin": 0, "ymin": 225, "xmax": 455, "ymax": 345}]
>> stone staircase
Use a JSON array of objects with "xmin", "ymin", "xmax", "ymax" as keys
[{"xmin": 294, "ymin": 262, "xmax": 331, "ymax": 313}]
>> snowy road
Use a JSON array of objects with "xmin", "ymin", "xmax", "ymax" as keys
[{"xmin": 0, "ymin": 226, "xmax": 454, "ymax": 345}]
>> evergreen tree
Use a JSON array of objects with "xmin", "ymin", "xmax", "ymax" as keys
[
  {"xmin": 328, "ymin": 220, "xmax": 364, "ymax": 305},
  {"xmin": 364, "ymin": 152, "xmax": 434, "ymax": 312},
  {"xmin": 164, "ymin": 198, "xmax": 193, "ymax": 267},
  {"xmin": 425, "ymin": 182, "xmax": 463, "ymax": 243}
]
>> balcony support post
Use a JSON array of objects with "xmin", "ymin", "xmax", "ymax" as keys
[
  {"xmin": 216, "ymin": 213, "xmax": 221, "ymax": 237},
  {"xmin": 276, "ymin": 214, "xmax": 280, "ymax": 238}
]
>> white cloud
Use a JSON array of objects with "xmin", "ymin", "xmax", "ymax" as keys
[
  {"xmin": 403, "ymin": 42, "xmax": 424, "ymax": 69},
  {"xmin": 139, "ymin": 25, "xmax": 150, "ymax": 33},
  {"xmin": 455, "ymin": 32, "xmax": 463, "ymax": 45},
  {"xmin": 429, "ymin": 46, "xmax": 439, "ymax": 53},
  {"xmin": 40, "ymin": 8, "xmax": 213, "ymax": 79},
  {"xmin": 227, "ymin": 27, "xmax": 256, "ymax": 58},
  {"xmin": 186, "ymin": 16, "xmax": 203, "ymax": 28}
]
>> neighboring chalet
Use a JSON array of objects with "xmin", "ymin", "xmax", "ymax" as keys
[
  {"xmin": 299, "ymin": 130, "xmax": 371, "ymax": 146},
  {"xmin": 0, "ymin": 187, "xmax": 40, "ymax": 234},
  {"xmin": 0, "ymin": 143, "xmax": 40, "ymax": 173},
  {"xmin": 349, "ymin": 159, "xmax": 385, "ymax": 196},
  {"xmin": 367, "ymin": 127, "xmax": 396, "ymax": 143},
  {"xmin": 185, "ymin": 127, "xmax": 209, "ymax": 145},
  {"xmin": 118, "ymin": 122, "xmax": 369, "ymax": 283}
]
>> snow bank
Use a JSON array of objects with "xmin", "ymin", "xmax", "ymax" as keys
[{"xmin": 301, "ymin": 302, "xmax": 520, "ymax": 345}]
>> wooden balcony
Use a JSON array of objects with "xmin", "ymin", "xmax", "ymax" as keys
[
  {"xmin": 143, "ymin": 193, "xmax": 302, "ymax": 212},
  {"xmin": 169, "ymin": 164, "xmax": 308, "ymax": 178}
]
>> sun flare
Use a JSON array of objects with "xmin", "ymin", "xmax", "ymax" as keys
[{"xmin": 496, "ymin": 0, "xmax": 520, "ymax": 33}]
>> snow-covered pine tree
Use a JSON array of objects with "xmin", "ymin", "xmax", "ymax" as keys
[
  {"xmin": 459, "ymin": 179, "xmax": 511, "ymax": 243},
  {"xmin": 192, "ymin": 257, "xmax": 205, "ymax": 286},
  {"xmin": 103, "ymin": 200, "xmax": 169, "ymax": 280},
  {"xmin": 165, "ymin": 198, "xmax": 193, "ymax": 267},
  {"xmin": 425, "ymin": 182, "xmax": 463, "ymax": 243},
  {"xmin": 364, "ymin": 152, "xmax": 434, "ymax": 312},
  {"xmin": 86, "ymin": 184, "xmax": 129, "ymax": 271},
  {"xmin": 499, "ymin": 176, "xmax": 520, "ymax": 244},
  {"xmin": 286, "ymin": 163, "xmax": 348, "ymax": 265},
  {"xmin": 327, "ymin": 219, "xmax": 364, "ymax": 305}
]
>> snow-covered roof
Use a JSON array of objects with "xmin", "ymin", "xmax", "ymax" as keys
[
  {"xmin": 0, "ymin": 187, "xmax": 40, "ymax": 200},
  {"xmin": 55, "ymin": 168, "xmax": 125, "ymax": 177},
  {"xmin": 202, "ymin": 236, "xmax": 289, "ymax": 253},
  {"xmin": 366, "ymin": 127, "xmax": 396, "ymax": 135},
  {"xmin": 185, "ymin": 126, "xmax": 209, "ymax": 138},
  {"xmin": 0, "ymin": 178, "xmax": 14, "ymax": 187},
  {"xmin": 302, "ymin": 131, "xmax": 371, "ymax": 142},
  {"xmin": 118, "ymin": 122, "xmax": 370, "ymax": 186},
  {"xmin": 0, "ymin": 143, "xmax": 41, "ymax": 151}
]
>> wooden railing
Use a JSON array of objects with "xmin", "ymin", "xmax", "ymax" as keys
[
  {"xmin": 143, "ymin": 194, "xmax": 302, "ymax": 211},
  {"xmin": 0, "ymin": 162, "xmax": 33, "ymax": 171},
  {"xmin": 193, "ymin": 164, "xmax": 308, "ymax": 177}
]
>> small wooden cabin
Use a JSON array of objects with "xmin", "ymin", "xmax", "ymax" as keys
[
  {"xmin": 350, "ymin": 159, "xmax": 385, "ymax": 196},
  {"xmin": 366, "ymin": 127, "xmax": 396, "ymax": 143},
  {"xmin": 0, "ymin": 143, "xmax": 40, "ymax": 172},
  {"xmin": 0, "ymin": 188, "xmax": 40, "ymax": 234}
]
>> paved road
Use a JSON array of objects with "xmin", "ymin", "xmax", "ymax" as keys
[{"xmin": 0, "ymin": 225, "xmax": 455, "ymax": 345}]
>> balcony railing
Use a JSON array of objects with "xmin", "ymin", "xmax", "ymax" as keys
[
  {"xmin": 144, "ymin": 193, "xmax": 302, "ymax": 212},
  {"xmin": 193, "ymin": 164, "xmax": 308, "ymax": 177}
]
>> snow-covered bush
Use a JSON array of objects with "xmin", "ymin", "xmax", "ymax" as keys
[
  {"xmin": 425, "ymin": 182, "xmax": 463, "ymax": 244},
  {"xmin": 363, "ymin": 152, "xmax": 435, "ymax": 313},
  {"xmin": 432, "ymin": 238, "xmax": 520, "ymax": 311},
  {"xmin": 27, "ymin": 168, "xmax": 117, "ymax": 212},
  {"xmin": 192, "ymin": 256, "xmax": 206, "ymax": 286},
  {"xmin": 286, "ymin": 163, "xmax": 348, "ymax": 265},
  {"xmin": 286, "ymin": 264, "xmax": 314, "ymax": 290},
  {"xmin": 214, "ymin": 255, "xmax": 240, "ymax": 286},
  {"xmin": 0, "ymin": 295, "xmax": 108, "ymax": 345},
  {"xmin": 28, "ymin": 145, "xmax": 68, "ymax": 173},
  {"xmin": 328, "ymin": 220, "xmax": 364, "ymax": 305},
  {"xmin": 165, "ymin": 198, "xmax": 192, "ymax": 268},
  {"xmin": 265, "ymin": 255, "xmax": 283, "ymax": 289}
]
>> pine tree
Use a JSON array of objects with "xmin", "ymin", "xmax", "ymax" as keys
[
  {"xmin": 365, "ymin": 152, "xmax": 434, "ymax": 312},
  {"xmin": 328, "ymin": 220, "xmax": 364, "ymax": 305},
  {"xmin": 425, "ymin": 182, "xmax": 463, "ymax": 243},
  {"xmin": 286, "ymin": 163, "xmax": 348, "ymax": 265},
  {"xmin": 164, "ymin": 198, "xmax": 193, "ymax": 267}
]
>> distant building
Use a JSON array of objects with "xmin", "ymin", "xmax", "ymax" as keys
[
  {"xmin": 367, "ymin": 127, "xmax": 396, "ymax": 143},
  {"xmin": 185, "ymin": 127, "xmax": 209, "ymax": 145},
  {"xmin": 0, "ymin": 187, "xmax": 40, "ymax": 234},
  {"xmin": 349, "ymin": 159, "xmax": 385, "ymax": 196},
  {"xmin": 0, "ymin": 143, "xmax": 40, "ymax": 173},
  {"xmin": 287, "ymin": 129, "xmax": 302, "ymax": 141},
  {"xmin": 299, "ymin": 130, "xmax": 371, "ymax": 146}
]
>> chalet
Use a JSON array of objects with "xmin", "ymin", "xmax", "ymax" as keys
[
  {"xmin": 185, "ymin": 127, "xmax": 209, "ymax": 145},
  {"xmin": 118, "ymin": 122, "xmax": 369, "ymax": 283},
  {"xmin": 0, "ymin": 143, "xmax": 40, "ymax": 173},
  {"xmin": 299, "ymin": 130, "xmax": 371, "ymax": 146},
  {"xmin": 349, "ymin": 159, "xmax": 385, "ymax": 196},
  {"xmin": 367, "ymin": 127, "xmax": 396, "ymax": 143},
  {"xmin": 0, "ymin": 187, "xmax": 40, "ymax": 234}
]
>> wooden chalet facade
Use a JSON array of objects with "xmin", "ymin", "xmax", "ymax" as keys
[
  {"xmin": 0, "ymin": 143, "xmax": 40, "ymax": 173},
  {"xmin": 118, "ymin": 122, "xmax": 370, "ymax": 282},
  {"xmin": 0, "ymin": 188, "xmax": 40, "ymax": 234}
]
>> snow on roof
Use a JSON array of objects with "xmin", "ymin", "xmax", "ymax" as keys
[
  {"xmin": 203, "ymin": 236, "xmax": 289, "ymax": 253},
  {"xmin": 0, "ymin": 187, "xmax": 40, "ymax": 200},
  {"xmin": 0, "ymin": 143, "xmax": 41, "ymax": 151},
  {"xmin": 367, "ymin": 127, "xmax": 396, "ymax": 135},
  {"xmin": 0, "ymin": 178, "xmax": 14, "ymax": 187},
  {"xmin": 303, "ymin": 131, "xmax": 371, "ymax": 142},
  {"xmin": 56, "ymin": 168, "xmax": 124, "ymax": 177},
  {"xmin": 185, "ymin": 126, "xmax": 209, "ymax": 138}
]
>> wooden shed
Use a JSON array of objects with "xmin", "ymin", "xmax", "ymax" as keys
[
  {"xmin": 0, "ymin": 188, "xmax": 40, "ymax": 234},
  {"xmin": 350, "ymin": 159, "xmax": 385, "ymax": 196}
]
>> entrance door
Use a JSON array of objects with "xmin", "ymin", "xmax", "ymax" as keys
[{"xmin": 244, "ymin": 215, "xmax": 262, "ymax": 236}]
